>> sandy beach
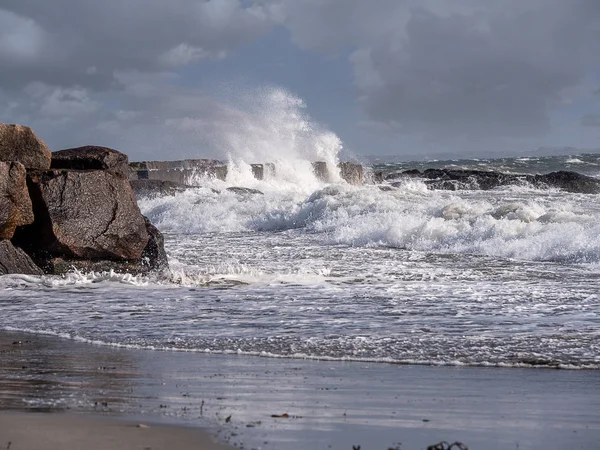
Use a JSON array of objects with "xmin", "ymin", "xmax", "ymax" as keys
[
  {"xmin": 0, "ymin": 411, "xmax": 231, "ymax": 450},
  {"xmin": 1, "ymin": 330, "xmax": 599, "ymax": 450}
]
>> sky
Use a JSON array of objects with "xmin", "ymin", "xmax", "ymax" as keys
[{"xmin": 1, "ymin": 0, "xmax": 600, "ymax": 161}]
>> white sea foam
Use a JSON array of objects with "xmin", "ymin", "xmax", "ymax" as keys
[{"xmin": 140, "ymin": 182, "xmax": 600, "ymax": 265}]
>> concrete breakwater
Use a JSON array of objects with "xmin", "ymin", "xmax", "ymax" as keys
[{"xmin": 129, "ymin": 160, "xmax": 364, "ymax": 185}]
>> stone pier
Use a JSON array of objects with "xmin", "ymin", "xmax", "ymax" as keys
[{"xmin": 129, "ymin": 160, "xmax": 364, "ymax": 185}]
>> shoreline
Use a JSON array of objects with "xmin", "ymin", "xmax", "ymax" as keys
[{"xmin": 1, "ymin": 330, "xmax": 600, "ymax": 449}]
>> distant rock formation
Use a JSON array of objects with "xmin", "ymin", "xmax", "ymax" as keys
[
  {"xmin": 0, "ymin": 123, "xmax": 168, "ymax": 276},
  {"xmin": 388, "ymin": 169, "xmax": 600, "ymax": 194}
]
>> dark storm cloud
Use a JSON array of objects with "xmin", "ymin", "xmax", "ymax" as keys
[
  {"xmin": 0, "ymin": 0, "xmax": 273, "ymax": 89},
  {"xmin": 268, "ymin": 0, "xmax": 600, "ymax": 140},
  {"xmin": 0, "ymin": 0, "xmax": 278, "ymax": 157},
  {"xmin": 2, "ymin": 0, "xmax": 600, "ymax": 158}
]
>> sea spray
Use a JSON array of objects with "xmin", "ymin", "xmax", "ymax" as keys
[{"xmin": 185, "ymin": 86, "xmax": 344, "ymax": 188}]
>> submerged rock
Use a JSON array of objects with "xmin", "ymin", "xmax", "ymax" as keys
[
  {"xmin": 0, "ymin": 123, "xmax": 51, "ymax": 170},
  {"xmin": 0, "ymin": 240, "xmax": 43, "ymax": 276},
  {"xmin": 226, "ymin": 186, "xmax": 264, "ymax": 195},
  {"xmin": 51, "ymin": 146, "xmax": 129, "ymax": 178},
  {"xmin": 18, "ymin": 169, "xmax": 148, "ymax": 260},
  {"xmin": 0, "ymin": 161, "xmax": 34, "ymax": 239}
]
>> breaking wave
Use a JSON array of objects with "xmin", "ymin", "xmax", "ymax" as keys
[{"xmin": 140, "ymin": 181, "xmax": 600, "ymax": 265}]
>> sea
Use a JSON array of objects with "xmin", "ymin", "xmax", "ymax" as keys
[{"xmin": 1, "ymin": 151, "xmax": 599, "ymax": 371}]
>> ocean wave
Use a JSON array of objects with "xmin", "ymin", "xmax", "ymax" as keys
[
  {"xmin": 140, "ymin": 182, "xmax": 600, "ymax": 264},
  {"xmin": 3, "ymin": 327, "xmax": 598, "ymax": 370}
]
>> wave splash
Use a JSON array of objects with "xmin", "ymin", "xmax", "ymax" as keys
[{"xmin": 184, "ymin": 86, "xmax": 344, "ymax": 190}]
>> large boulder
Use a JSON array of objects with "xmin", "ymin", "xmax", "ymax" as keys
[
  {"xmin": 0, "ymin": 123, "xmax": 51, "ymax": 170},
  {"xmin": 32, "ymin": 217, "xmax": 168, "ymax": 275},
  {"xmin": 19, "ymin": 169, "xmax": 148, "ymax": 260},
  {"xmin": 0, "ymin": 240, "xmax": 43, "ymax": 276},
  {"xmin": 51, "ymin": 146, "xmax": 129, "ymax": 178},
  {"xmin": 0, "ymin": 161, "xmax": 34, "ymax": 239}
]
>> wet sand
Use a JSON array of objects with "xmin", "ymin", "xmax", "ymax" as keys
[
  {"xmin": 0, "ymin": 411, "xmax": 231, "ymax": 450},
  {"xmin": 1, "ymin": 330, "xmax": 599, "ymax": 449}
]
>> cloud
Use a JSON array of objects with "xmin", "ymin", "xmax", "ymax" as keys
[
  {"xmin": 159, "ymin": 44, "xmax": 211, "ymax": 68},
  {"xmin": 2, "ymin": 0, "xmax": 600, "ymax": 158},
  {"xmin": 582, "ymin": 114, "xmax": 600, "ymax": 127},
  {"xmin": 0, "ymin": 1, "xmax": 282, "ymax": 158},
  {"xmin": 267, "ymin": 0, "xmax": 600, "ymax": 141},
  {"xmin": 0, "ymin": 9, "xmax": 49, "ymax": 63},
  {"xmin": 0, "ymin": 1, "xmax": 274, "ymax": 90}
]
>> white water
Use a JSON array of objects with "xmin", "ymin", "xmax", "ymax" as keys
[
  {"xmin": 186, "ymin": 86, "xmax": 343, "ymax": 187},
  {"xmin": 1, "ymin": 90, "xmax": 599, "ymax": 369},
  {"xmin": 141, "ymin": 181, "xmax": 600, "ymax": 265}
]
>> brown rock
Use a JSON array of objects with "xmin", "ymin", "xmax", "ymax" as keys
[
  {"xmin": 22, "ymin": 169, "xmax": 148, "ymax": 260},
  {"xmin": 0, "ymin": 123, "xmax": 51, "ymax": 169},
  {"xmin": 0, "ymin": 240, "xmax": 43, "ymax": 275},
  {"xmin": 141, "ymin": 216, "xmax": 169, "ymax": 272},
  {"xmin": 52, "ymin": 146, "xmax": 129, "ymax": 178},
  {"xmin": 0, "ymin": 161, "xmax": 34, "ymax": 239},
  {"xmin": 38, "ymin": 216, "xmax": 169, "ymax": 274},
  {"xmin": 42, "ymin": 257, "xmax": 158, "ymax": 276}
]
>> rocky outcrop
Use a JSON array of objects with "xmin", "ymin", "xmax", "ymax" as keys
[
  {"xmin": 0, "ymin": 162, "xmax": 34, "ymax": 239},
  {"xmin": 0, "ymin": 240, "xmax": 43, "ymax": 276},
  {"xmin": 19, "ymin": 169, "xmax": 148, "ymax": 260},
  {"xmin": 0, "ymin": 123, "xmax": 51, "ymax": 170},
  {"xmin": 0, "ymin": 122, "xmax": 168, "ymax": 276},
  {"xmin": 51, "ymin": 146, "xmax": 129, "ymax": 178},
  {"xmin": 534, "ymin": 171, "xmax": 600, "ymax": 194},
  {"xmin": 389, "ymin": 169, "xmax": 600, "ymax": 194}
]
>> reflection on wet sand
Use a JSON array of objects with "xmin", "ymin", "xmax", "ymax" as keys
[
  {"xmin": 0, "ymin": 332, "xmax": 139, "ymax": 412},
  {"xmin": 1, "ymin": 330, "xmax": 600, "ymax": 450}
]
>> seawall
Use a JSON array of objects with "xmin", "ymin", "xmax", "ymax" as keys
[{"xmin": 129, "ymin": 160, "xmax": 364, "ymax": 185}]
